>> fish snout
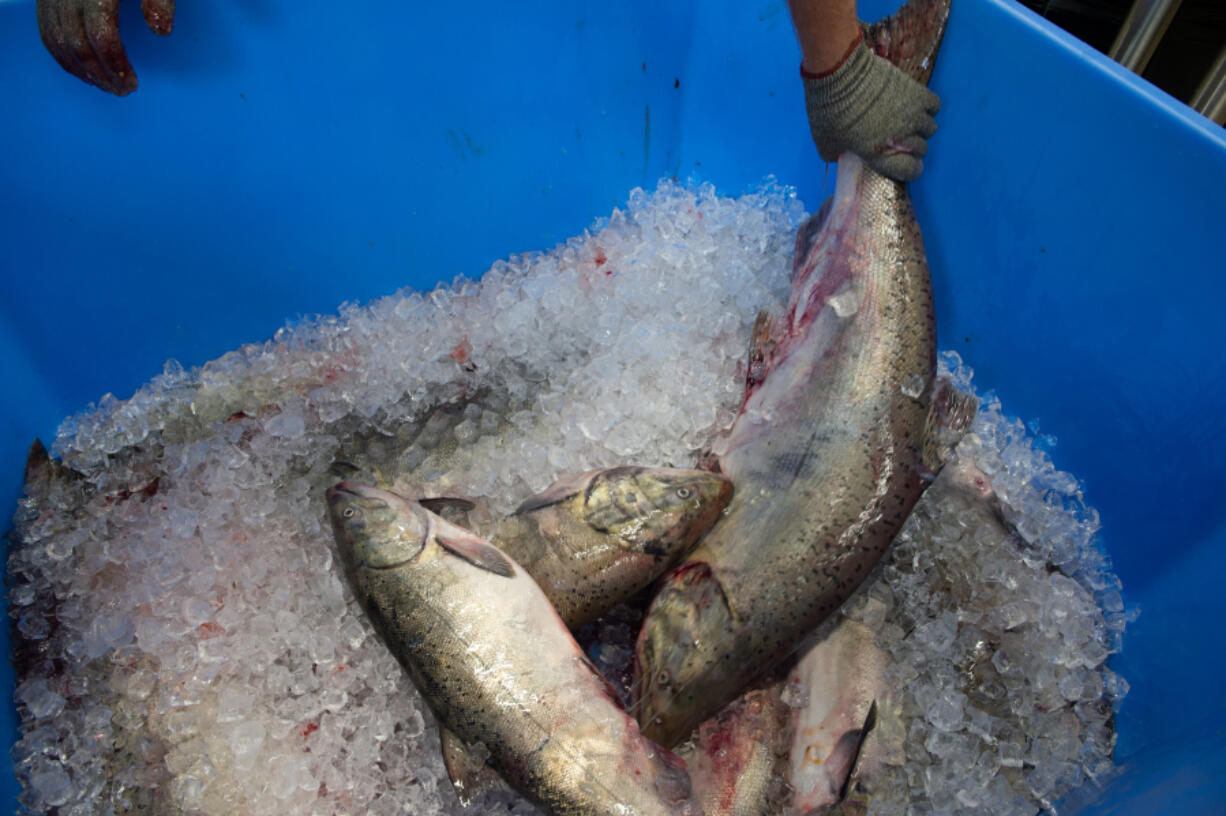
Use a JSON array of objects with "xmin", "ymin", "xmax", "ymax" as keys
[{"xmin": 328, "ymin": 481, "xmax": 381, "ymax": 500}]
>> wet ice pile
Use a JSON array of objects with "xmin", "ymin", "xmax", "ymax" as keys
[
  {"xmin": 8, "ymin": 179, "xmax": 1128, "ymax": 816},
  {"xmin": 8, "ymin": 180, "xmax": 798, "ymax": 815}
]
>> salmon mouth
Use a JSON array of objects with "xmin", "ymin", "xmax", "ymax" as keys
[
  {"xmin": 328, "ymin": 481, "xmax": 374, "ymax": 499},
  {"xmin": 326, "ymin": 482, "xmax": 358, "ymax": 501},
  {"xmin": 328, "ymin": 481, "xmax": 403, "ymax": 505}
]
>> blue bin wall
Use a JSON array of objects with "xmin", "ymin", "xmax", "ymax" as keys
[{"xmin": 2, "ymin": 0, "xmax": 1224, "ymax": 813}]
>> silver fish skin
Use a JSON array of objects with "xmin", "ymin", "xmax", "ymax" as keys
[
  {"xmin": 421, "ymin": 466, "xmax": 730, "ymax": 807},
  {"xmin": 785, "ymin": 618, "xmax": 902, "ymax": 815},
  {"xmin": 326, "ymin": 482, "xmax": 702, "ymax": 816},
  {"xmin": 633, "ymin": 0, "xmax": 949, "ymax": 749},
  {"xmin": 488, "ymin": 466, "xmax": 733, "ymax": 628}
]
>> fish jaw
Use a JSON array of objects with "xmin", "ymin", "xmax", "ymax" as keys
[{"xmin": 326, "ymin": 481, "xmax": 429, "ymax": 570}]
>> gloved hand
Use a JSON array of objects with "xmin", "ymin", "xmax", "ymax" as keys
[
  {"xmin": 802, "ymin": 32, "xmax": 940, "ymax": 183},
  {"xmin": 36, "ymin": 0, "xmax": 176, "ymax": 96}
]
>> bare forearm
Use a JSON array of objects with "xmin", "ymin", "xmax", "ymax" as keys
[{"xmin": 786, "ymin": 0, "xmax": 860, "ymax": 74}]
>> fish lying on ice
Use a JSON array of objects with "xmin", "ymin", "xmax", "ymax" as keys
[
  {"xmin": 633, "ymin": 0, "xmax": 952, "ymax": 749},
  {"xmin": 428, "ymin": 465, "xmax": 732, "ymax": 628},
  {"xmin": 405, "ymin": 465, "xmax": 732, "ymax": 804},
  {"xmin": 327, "ymin": 482, "xmax": 704, "ymax": 816},
  {"xmin": 676, "ymin": 615, "xmax": 902, "ymax": 816}
]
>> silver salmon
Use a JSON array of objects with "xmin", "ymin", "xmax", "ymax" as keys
[
  {"xmin": 367, "ymin": 465, "xmax": 732, "ymax": 629},
  {"xmin": 326, "ymin": 482, "xmax": 703, "ymax": 816},
  {"xmin": 633, "ymin": 0, "xmax": 951, "ymax": 748}
]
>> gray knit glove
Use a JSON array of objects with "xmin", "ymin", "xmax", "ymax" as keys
[{"xmin": 802, "ymin": 37, "xmax": 940, "ymax": 183}]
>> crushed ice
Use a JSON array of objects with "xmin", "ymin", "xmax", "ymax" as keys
[{"xmin": 8, "ymin": 179, "xmax": 1128, "ymax": 815}]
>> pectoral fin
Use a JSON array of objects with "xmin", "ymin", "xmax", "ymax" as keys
[
  {"xmin": 817, "ymin": 700, "xmax": 878, "ymax": 807},
  {"xmin": 431, "ymin": 516, "xmax": 515, "ymax": 578},
  {"xmin": 439, "ymin": 728, "xmax": 511, "ymax": 806},
  {"xmin": 512, "ymin": 469, "xmax": 598, "ymax": 515}
]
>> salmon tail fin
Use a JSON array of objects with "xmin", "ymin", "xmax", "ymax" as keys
[
  {"xmin": 24, "ymin": 438, "xmax": 53, "ymax": 488},
  {"xmin": 25, "ymin": 438, "xmax": 83, "ymax": 492},
  {"xmin": 862, "ymin": 0, "xmax": 953, "ymax": 86}
]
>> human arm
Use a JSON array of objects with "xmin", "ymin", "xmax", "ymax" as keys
[{"xmin": 786, "ymin": 0, "xmax": 941, "ymax": 182}]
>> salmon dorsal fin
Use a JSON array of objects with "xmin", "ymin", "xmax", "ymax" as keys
[
  {"xmin": 862, "ymin": 0, "xmax": 952, "ymax": 86},
  {"xmin": 24, "ymin": 438, "xmax": 55, "ymax": 487},
  {"xmin": 418, "ymin": 496, "xmax": 478, "ymax": 530},
  {"xmin": 418, "ymin": 497, "xmax": 477, "ymax": 514},
  {"xmin": 25, "ymin": 438, "xmax": 83, "ymax": 490}
]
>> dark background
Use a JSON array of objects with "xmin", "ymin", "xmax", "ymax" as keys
[{"xmin": 1019, "ymin": 0, "xmax": 1226, "ymax": 109}]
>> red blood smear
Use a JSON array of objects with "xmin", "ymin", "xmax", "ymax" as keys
[
  {"xmin": 197, "ymin": 621, "xmax": 225, "ymax": 639},
  {"xmin": 450, "ymin": 336, "xmax": 472, "ymax": 364},
  {"xmin": 594, "ymin": 247, "xmax": 607, "ymax": 267},
  {"xmin": 672, "ymin": 560, "xmax": 715, "ymax": 587},
  {"xmin": 300, "ymin": 721, "xmax": 319, "ymax": 739}
]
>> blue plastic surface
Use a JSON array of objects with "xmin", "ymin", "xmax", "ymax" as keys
[{"xmin": 2, "ymin": 0, "xmax": 1225, "ymax": 812}]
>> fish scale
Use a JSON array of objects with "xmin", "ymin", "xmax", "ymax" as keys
[{"xmin": 633, "ymin": 0, "xmax": 947, "ymax": 750}]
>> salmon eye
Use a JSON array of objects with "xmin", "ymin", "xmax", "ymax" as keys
[
  {"xmin": 342, "ymin": 507, "xmax": 356, "ymax": 518},
  {"xmin": 675, "ymin": 487, "xmax": 692, "ymax": 499},
  {"xmin": 657, "ymin": 670, "xmax": 671, "ymax": 686}
]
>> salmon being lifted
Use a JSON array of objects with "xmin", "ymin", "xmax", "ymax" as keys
[{"xmin": 633, "ymin": 0, "xmax": 951, "ymax": 749}]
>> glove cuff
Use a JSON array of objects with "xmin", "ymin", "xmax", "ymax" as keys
[
  {"xmin": 801, "ymin": 37, "xmax": 880, "ymax": 114},
  {"xmin": 799, "ymin": 29, "xmax": 864, "ymax": 81}
]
